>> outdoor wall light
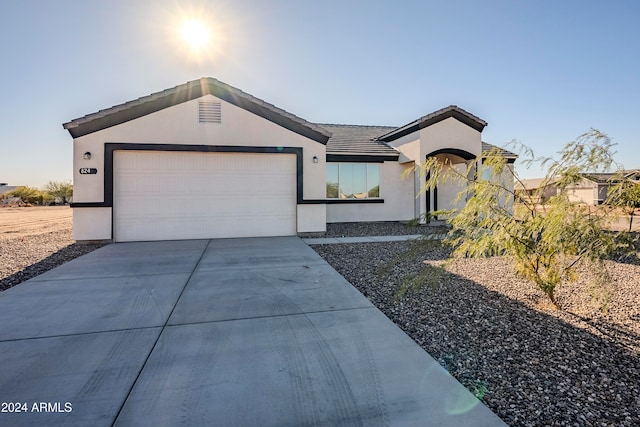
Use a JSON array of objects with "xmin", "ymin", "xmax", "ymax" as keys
[
  {"xmin": 312, "ymin": 156, "xmax": 318, "ymax": 163},
  {"xmin": 83, "ymin": 152, "xmax": 92, "ymax": 160}
]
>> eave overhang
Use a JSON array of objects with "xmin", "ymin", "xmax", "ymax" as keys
[{"xmin": 63, "ymin": 77, "xmax": 332, "ymax": 144}]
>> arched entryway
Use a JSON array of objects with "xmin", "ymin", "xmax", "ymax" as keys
[{"xmin": 425, "ymin": 148, "xmax": 478, "ymax": 220}]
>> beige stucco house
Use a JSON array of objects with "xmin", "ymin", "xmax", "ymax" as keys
[
  {"xmin": 63, "ymin": 77, "xmax": 516, "ymax": 242},
  {"xmin": 515, "ymin": 178, "xmax": 559, "ymax": 204},
  {"xmin": 518, "ymin": 171, "xmax": 640, "ymax": 206}
]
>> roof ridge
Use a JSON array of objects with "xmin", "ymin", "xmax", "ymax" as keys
[
  {"xmin": 415, "ymin": 105, "xmax": 487, "ymax": 127},
  {"xmin": 317, "ymin": 123, "xmax": 397, "ymax": 129}
]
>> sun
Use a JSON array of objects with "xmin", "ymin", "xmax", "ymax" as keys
[{"xmin": 180, "ymin": 20, "xmax": 211, "ymax": 51}]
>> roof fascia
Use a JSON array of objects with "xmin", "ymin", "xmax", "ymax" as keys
[
  {"xmin": 378, "ymin": 108, "xmax": 487, "ymax": 143},
  {"xmin": 63, "ymin": 78, "xmax": 331, "ymax": 144}
]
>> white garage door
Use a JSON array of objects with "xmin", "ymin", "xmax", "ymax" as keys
[{"xmin": 114, "ymin": 151, "xmax": 297, "ymax": 242}]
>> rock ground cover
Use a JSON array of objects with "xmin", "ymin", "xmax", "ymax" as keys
[
  {"xmin": 313, "ymin": 236, "xmax": 640, "ymax": 427},
  {"xmin": 0, "ymin": 207, "xmax": 103, "ymax": 291}
]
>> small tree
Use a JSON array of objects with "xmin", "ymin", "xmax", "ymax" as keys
[
  {"xmin": 418, "ymin": 129, "xmax": 625, "ymax": 307},
  {"xmin": 9, "ymin": 186, "xmax": 53, "ymax": 205},
  {"xmin": 43, "ymin": 180, "xmax": 73, "ymax": 204}
]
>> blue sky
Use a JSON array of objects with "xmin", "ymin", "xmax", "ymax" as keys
[{"xmin": 1, "ymin": 0, "xmax": 639, "ymax": 187}]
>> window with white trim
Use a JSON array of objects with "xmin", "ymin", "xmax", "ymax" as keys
[{"xmin": 326, "ymin": 163, "xmax": 380, "ymax": 199}]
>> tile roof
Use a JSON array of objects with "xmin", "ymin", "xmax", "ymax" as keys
[
  {"xmin": 62, "ymin": 79, "xmax": 516, "ymax": 162},
  {"xmin": 318, "ymin": 124, "xmax": 399, "ymax": 157},
  {"xmin": 63, "ymin": 78, "xmax": 332, "ymax": 144},
  {"xmin": 581, "ymin": 173, "xmax": 619, "ymax": 184},
  {"xmin": 377, "ymin": 105, "xmax": 488, "ymax": 142},
  {"xmin": 482, "ymin": 142, "xmax": 518, "ymax": 158},
  {"xmin": 317, "ymin": 125, "xmax": 516, "ymax": 160},
  {"xmin": 514, "ymin": 178, "xmax": 556, "ymax": 191},
  {"xmin": 580, "ymin": 170, "xmax": 640, "ymax": 183}
]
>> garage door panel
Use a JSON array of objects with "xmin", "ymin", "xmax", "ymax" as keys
[
  {"xmin": 116, "ymin": 197, "xmax": 296, "ymax": 218},
  {"xmin": 114, "ymin": 151, "xmax": 297, "ymax": 242}
]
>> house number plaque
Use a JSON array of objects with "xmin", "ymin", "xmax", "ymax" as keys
[{"xmin": 79, "ymin": 168, "xmax": 98, "ymax": 175}]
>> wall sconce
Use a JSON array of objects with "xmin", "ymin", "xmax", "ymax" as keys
[
  {"xmin": 83, "ymin": 152, "xmax": 92, "ymax": 160},
  {"xmin": 312, "ymin": 156, "xmax": 318, "ymax": 163}
]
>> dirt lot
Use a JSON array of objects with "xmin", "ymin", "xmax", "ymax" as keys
[
  {"xmin": 0, "ymin": 206, "xmax": 104, "ymax": 291},
  {"xmin": 0, "ymin": 206, "xmax": 72, "ymax": 238}
]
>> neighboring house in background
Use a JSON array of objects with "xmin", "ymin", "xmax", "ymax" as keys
[
  {"xmin": 566, "ymin": 174, "xmax": 617, "ymax": 205},
  {"xmin": 516, "ymin": 171, "xmax": 640, "ymax": 206},
  {"xmin": 515, "ymin": 178, "xmax": 559, "ymax": 204},
  {"xmin": 62, "ymin": 77, "xmax": 517, "ymax": 242},
  {"xmin": 574, "ymin": 170, "xmax": 640, "ymax": 205}
]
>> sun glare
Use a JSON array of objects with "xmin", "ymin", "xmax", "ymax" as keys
[{"xmin": 180, "ymin": 20, "xmax": 211, "ymax": 51}]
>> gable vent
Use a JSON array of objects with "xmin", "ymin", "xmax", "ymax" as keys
[{"xmin": 198, "ymin": 101, "xmax": 222, "ymax": 123}]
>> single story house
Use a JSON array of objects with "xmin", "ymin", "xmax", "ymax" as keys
[
  {"xmin": 515, "ymin": 178, "xmax": 558, "ymax": 204},
  {"xmin": 569, "ymin": 171, "xmax": 640, "ymax": 205},
  {"xmin": 516, "ymin": 171, "xmax": 640, "ymax": 206},
  {"xmin": 63, "ymin": 77, "xmax": 516, "ymax": 242},
  {"xmin": 567, "ymin": 174, "xmax": 617, "ymax": 205}
]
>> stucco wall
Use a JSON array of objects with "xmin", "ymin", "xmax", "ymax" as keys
[
  {"xmin": 568, "ymin": 188, "xmax": 597, "ymax": 205},
  {"xmin": 385, "ymin": 117, "xmax": 484, "ymax": 221},
  {"xmin": 420, "ymin": 117, "xmax": 482, "ymax": 158},
  {"xmin": 326, "ymin": 162, "xmax": 415, "ymax": 223},
  {"xmin": 297, "ymin": 205, "xmax": 326, "ymax": 232},
  {"xmin": 72, "ymin": 94, "xmax": 327, "ymax": 239},
  {"xmin": 435, "ymin": 162, "xmax": 468, "ymax": 215},
  {"xmin": 387, "ymin": 133, "xmax": 421, "ymax": 163},
  {"xmin": 73, "ymin": 207, "xmax": 112, "ymax": 240},
  {"xmin": 567, "ymin": 178, "xmax": 597, "ymax": 205}
]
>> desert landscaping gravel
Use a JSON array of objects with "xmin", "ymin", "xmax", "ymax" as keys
[
  {"xmin": 0, "ymin": 229, "xmax": 104, "ymax": 291},
  {"xmin": 313, "ymin": 237, "xmax": 640, "ymax": 427},
  {"xmin": 323, "ymin": 221, "xmax": 448, "ymax": 237},
  {"xmin": 0, "ymin": 208, "xmax": 104, "ymax": 291}
]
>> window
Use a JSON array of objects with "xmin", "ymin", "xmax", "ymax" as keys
[
  {"xmin": 326, "ymin": 163, "xmax": 380, "ymax": 198},
  {"xmin": 481, "ymin": 166, "xmax": 492, "ymax": 181}
]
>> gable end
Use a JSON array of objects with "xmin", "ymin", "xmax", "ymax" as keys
[
  {"xmin": 377, "ymin": 105, "xmax": 487, "ymax": 143},
  {"xmin": 63, "ymin": 78, "xmax": 331, "ymax": 144}
]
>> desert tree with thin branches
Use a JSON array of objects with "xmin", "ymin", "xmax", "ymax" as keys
[{"xmin": 413, "ymin": 129, "xmax": 633, "ymax": 308}]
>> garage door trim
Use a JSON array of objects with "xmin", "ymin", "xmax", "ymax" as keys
[{"xmin": 72, "ymin": 143, "xmax": 305, "ymax": 212}]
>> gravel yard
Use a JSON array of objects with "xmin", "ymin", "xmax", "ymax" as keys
[
  {"xmin": 313, "ymin": 233, "xmax": 640, "ymax": 427},
  {"xmin": 324, "ymin": 221, "xmax": 448, "ymax": 237},
  {"xmin": 0, "ymin": 207, "xmax": 104, "ymax": 291}
]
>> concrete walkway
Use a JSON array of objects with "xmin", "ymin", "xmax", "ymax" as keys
[{"xmin": 0, "ymin": 237, "xmax": 504, "ymax": 426}]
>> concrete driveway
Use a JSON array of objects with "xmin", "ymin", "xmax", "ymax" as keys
[{"xmin": 0, "ymin": 237, "xmax": 505, "ymax": 426}]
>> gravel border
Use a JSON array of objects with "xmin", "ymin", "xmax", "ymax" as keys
[
  {"xmin": 313, "ymin": 239, "xmax": 640, "ymax": 426},
  {"xmin": 0, "ymin": 229, "xmax": 105, "ymax": 291},
  {"xmin": 323, "ymin": 221, "xmax": 449, "ymax": 237}
]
